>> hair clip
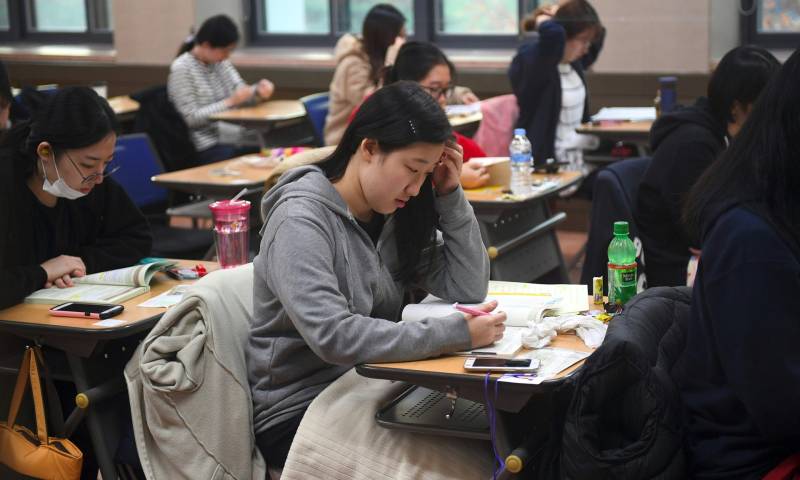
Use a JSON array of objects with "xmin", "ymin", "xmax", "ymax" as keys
[{"xmin": 408, "ymin": 119, "xmax": 417, "ymax": 136}]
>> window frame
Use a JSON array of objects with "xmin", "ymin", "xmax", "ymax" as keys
[
  {"xmin": 0, "ymin": 0, "xmax": 112, "ymax": 43},
  {"xmin": 740, "ymin": 0, "xmax": 800, "ymax": 49},
  {"xmin": 247, "ymin": 0, "xmax": 542, "ymax": 48}
]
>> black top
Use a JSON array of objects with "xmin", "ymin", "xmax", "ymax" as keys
[
  {"xmin": 0, "ymin": 147, "xmax": 153, "ymax": 309},
  {"xmin": 356, "ymin": 214, "xmax": 385, "ymax": 246},
  {"xmin": 508, "ymin": 20, "xmax": 604, "ymax": 167},
  {"xmin": 675, "ymin": 206, "xmax": 800, "ymax": 479},
  {"xmin": 635, "ymin": 97, "xmax": 728, "ymax": 287}
]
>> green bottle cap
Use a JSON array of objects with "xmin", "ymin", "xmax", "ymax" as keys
[{"xmin": 613, "ymin": 221, "xmax": 629, "ymax": 235}]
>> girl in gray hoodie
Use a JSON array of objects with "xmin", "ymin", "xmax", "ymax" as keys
[{"xmin": 249, "ymin": 82, "xmax": 506, "ymax": 467}]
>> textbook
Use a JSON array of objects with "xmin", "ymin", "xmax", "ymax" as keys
[
  {"xmin": 24, "ymin": 260, "xmax": 176, "ymax": 305},
  {"xmin": 401, "ymin": 281, "xmax": 589, "ymax": 356}
]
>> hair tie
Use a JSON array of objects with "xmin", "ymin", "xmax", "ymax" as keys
[
  {"xmin": 408, "ymin": 119, "xmax": 417, "ymax": 136},
  {"xmin": 184, "ymin": 34, "xmax": 195, "ymax": 44}
]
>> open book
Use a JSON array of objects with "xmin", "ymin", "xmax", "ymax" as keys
[
  {"xmin": 401, "ymin": 281, "xmax": 589, "ymax": 356},
  {"xmin": 24, "ymin": 260, "xmax": 175, "ymax": 305}
]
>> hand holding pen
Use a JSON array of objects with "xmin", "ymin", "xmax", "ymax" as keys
[{"xmin": 455, "ymin": 300, "xmax": 506, "ymax": 348}]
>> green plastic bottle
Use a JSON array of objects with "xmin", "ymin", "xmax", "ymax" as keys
[{"xmin": 608, "ymin": 221, "xmax": 637, "ymax": 306}]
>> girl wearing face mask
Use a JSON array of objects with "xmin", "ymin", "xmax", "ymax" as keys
[
  {"xmin": 510, "ymin": 0, "xmax": 604, "ymax": 171},
  {"xmin": 249, "ymin": 82, "xmax": 504, "ymax": 468},
  {"xmin": 169, "ymin": 14, "xmax": 275, "ymax": 164},
  {"xmin": 0, "ymin": 86, "xmax": 152, "ymax": 309}
]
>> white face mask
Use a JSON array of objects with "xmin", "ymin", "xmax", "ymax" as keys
[{"xmin": 40, "ymin": 157, "xmax": 87, "ymax": 200}]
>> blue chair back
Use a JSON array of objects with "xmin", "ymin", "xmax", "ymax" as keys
[
  {"xmin": 112, "ymin": 133, "xmax": 169, "ymax": 209},
  {"xmin": 580, "ymin": 157, "xmax": 652, "ymax": 291},
  {"xmin": 300, "ymin": 92, "xmax": 329, "ymax": 146}
]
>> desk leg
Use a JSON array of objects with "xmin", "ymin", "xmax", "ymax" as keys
[{"xmin": 66, "ymin": 353, "xmax": 119, "ymax": 480}]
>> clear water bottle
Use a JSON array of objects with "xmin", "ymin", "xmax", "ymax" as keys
[{"xmin": 509, "ymin": 128, "xmax": 533, "ymax": 195}]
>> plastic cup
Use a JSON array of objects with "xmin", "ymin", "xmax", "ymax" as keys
[{"xmin": 208, "ymin": 200, "xmax": 251, "ymax": 269}]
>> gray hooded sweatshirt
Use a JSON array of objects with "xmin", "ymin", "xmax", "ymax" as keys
[{"xmin": 248, "ymin": 165, "xmax": 490, "ymax": 434}]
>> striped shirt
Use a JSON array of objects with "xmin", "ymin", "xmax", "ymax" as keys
[
  {"xmin": 555, "ymin": 63, "xmax": 586, "ymax": 168},
  {"xmin": 167, "ymin": 52, "xmax": 249, "ymax": 151}
]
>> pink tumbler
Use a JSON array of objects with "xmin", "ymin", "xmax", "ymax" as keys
[{"xmin": 208, "ymin": 199, "xmax": 251, "ymax": 269}]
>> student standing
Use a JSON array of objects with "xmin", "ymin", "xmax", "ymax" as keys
[
  {"xmin": 635, "ymin": 46, "xmax": 779, "ymax": 287},
  {"xmin": 248, "ymin": 82, "xmax": 504, "ymax": 468},
  {"xmin": 0, "ymin": 87, "xmax": 152, "ymax": 309},
  {"xmin": 509, "ymin": 0, "xmax": 604, "ymax": 170},
  {"xmin": 323, "ymin": 4, "xmax": 406, "ymax": 146},
  {"xmin": 168, "ymin": 14, "xmax": 275, "ymax": 164},
  {"xmin": 676, "ymin": 47, "xmax": 800, "ymax": 480}
]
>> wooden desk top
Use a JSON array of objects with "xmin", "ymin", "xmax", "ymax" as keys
[
  {"xmin": 464, "ymin": 170, "xmax": 583, "ymax": 204},
  {"xmin": 576, "ymin": 120, "xmax": 652, "ymax": 136},
  {"xmin": 209, "ymin": 100, "xmax": 306, "ymax": 123},
  {"xmin": 108, "ymin": 95, "xmax": 140, "ymax": 116},
  {"xmin": 448, "ymin": 111, "xmax": 483, "ymax": 129},
  {"xmin": 151, "ymin": 155, "xmax": 277, "ymax": 195},
  {"xmin": 0, "ymin": 260, "xmax": 218, "ymax": 337},
  {"xmin": 365, "ymin": 334, "xmax": 592, "ymax": 380}
]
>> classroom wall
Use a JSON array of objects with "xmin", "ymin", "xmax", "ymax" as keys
[
  {"xmin": 113, "ymin": 0, "xmax": 195, "ymax": 65},
  {"xmin": 1, "ymin": 0, "xmax": 746, "ymax": 109}
]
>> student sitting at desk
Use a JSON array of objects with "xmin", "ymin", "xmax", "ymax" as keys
[
  {"xmin": 324, "ymin": 4, "xmax": 407, "ymax": 146},
  {"xmin": 635, "ymin": 46, "xmax": 779, "ymax": 287},
  {"xmin": 509, "ymin": 0, "xmax": 605, "ymax": 171},
  {"xmin": 675, "ymin": 47, "xmax": 800, "ymax": 480},
  {"xmin": 0, "ymin": 87, "xmax": 152, "ymax": 310},
  {"xmin": 248, "ymin": 82, "xmax": 505, "ymax": 468},
  {"xmin": 168, "ymin": 14, "xmax": 274, "ymax": 164},
  {"xmin": 351, "ymin": 41, "xmax": 490, "ymax": 189}
]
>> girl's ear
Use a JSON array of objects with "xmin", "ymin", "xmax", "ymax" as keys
[{"xmin": 360, "ymin": 138, "xmax": 379, "ymax": 163}]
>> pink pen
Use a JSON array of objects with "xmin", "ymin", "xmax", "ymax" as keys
[{"xmin": 453, "ymin": 303, "xmax": 494, "ymax": 317}]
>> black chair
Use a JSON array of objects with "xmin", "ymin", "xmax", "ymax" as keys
[
  {"xmin": 130, "ymin": 85, "xmax": 198, "ymax": 173},
  {"xmin": 580, "ymin": 157, "xmax": 651, "ymax": 292},
  {"xmin": 521, "ymin": 287, "xmax": 690, "ymax": 479},
  {"xmin": 113, "ymin": 133, "xmax": 213, "ymax": 260}
]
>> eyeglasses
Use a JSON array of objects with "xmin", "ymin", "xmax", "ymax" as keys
[
  {"xmin": 65, "ymin": 151, "xmax": 120, "ymax": 185},
  {"xmin": 420, "ymin": 84, "xmax": 454, "ymax": 100}
]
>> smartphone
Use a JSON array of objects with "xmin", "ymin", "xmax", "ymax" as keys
[
  {"xmin": 463, "ymin": 357, "xmax": 539, "ymax": 373},
  {"xmin": 49, "ymin": 302, "xmax": 124, "ymax": 320}
]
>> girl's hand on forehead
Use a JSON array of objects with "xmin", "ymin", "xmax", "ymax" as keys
[{"xmin": 432, "ymin": 138, "xmax": 463, "ymax": 196}]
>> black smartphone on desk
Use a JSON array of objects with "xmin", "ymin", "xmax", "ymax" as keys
[{"xmin": 49, "ymin": 302, "xmax": 124, "ymax": 320}]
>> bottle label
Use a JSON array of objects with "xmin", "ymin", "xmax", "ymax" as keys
[
  {"xmin": 510, "ymin": 153, "xmax": 531, "ymax": 165},
  {"xmin": 608, "ymin": 262, "xmax": 637, "ymax": 306}
]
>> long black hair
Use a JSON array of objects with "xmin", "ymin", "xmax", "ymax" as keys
[
  {"xmin": 177, "ymin": 14, "xmax": 240, "ymax": 57},
  {"xmin": 683, "ymin": 48, "xmax": 800, "ymax": 253},
  {"xmin": 1, "ymin": 86, "xmax": 118, "ymax": 179},
  {"xmin": 382, "ymin": 41, "xmax": 455, "ymax": 85},
  {"xmin": 707, "ymin": 45, "xmax": 780, "ymax": 125},
  {"xmin": 362, "ymin": 4, "xmax": 406, "ymax": 84},
  {"xmin": 319, "ymin": 81, "xmax": 452, "ymax": 284}
]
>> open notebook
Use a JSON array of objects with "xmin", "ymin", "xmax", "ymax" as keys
[
  {"xmin": 402, "ymin": 281, "xmax": 589, "ymax": 356},
  {"xmin": 24, "ymin": 260, "xmax": 175, "ymax": 305}
]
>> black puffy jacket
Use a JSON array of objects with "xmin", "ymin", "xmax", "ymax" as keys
[{"xmin": 527, "ymin": 287, "xmax": 690, "ymax": 479}]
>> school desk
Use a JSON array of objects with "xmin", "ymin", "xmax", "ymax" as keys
[
  {"xmin": 0, "ymin": 260, "xmax": 218, "ymax": 480},
  {"xmin": 357, "ymin": 333, "xmax": 594, "ymax": 478},
  {"xmin": 108, "ymin": 95, "xmax": 140, "ymax": 119},
  {"xmin": 209, "ymin": 99, "xmax": 307, "ymax": 147},
  {"xmin": 151, "ymin": 154, "xmax": 277, "ymax": 198},
  {"xmin": 577, "ymin": 120, "xmax": 653, "ymax": 160},
  {"xmin": 465, "ymin": 170, "xmax": 583, "ymax": 282},
  {"xmin": 448, "ymin": 110, "xmax": 483, "ymax": 136}
]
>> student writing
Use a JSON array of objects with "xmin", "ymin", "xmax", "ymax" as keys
[{"xmin": 248, "ymin": 82, "xmax": 505, "ymax": 468}]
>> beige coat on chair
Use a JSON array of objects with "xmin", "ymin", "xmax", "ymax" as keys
[{"xmin": 124, "ymin": 264, "xmax": 266, "ymax": 480}]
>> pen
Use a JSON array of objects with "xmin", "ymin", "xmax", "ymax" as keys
[{"xmin": 453, "ymin": 303, "xmax": 494, "ymax": 317}]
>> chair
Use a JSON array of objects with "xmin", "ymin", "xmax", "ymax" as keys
[
  {"xmin": 520, "ymin": 287, "xmax": 690, "ymax": 479},
  {"xmin": 300, "ymin": 92, "xmax": 330, "ymax": 147},
  {"xmin": 130, "ymin": 85, "xmax": 199, "ymax": 173},
  {"xmin": 112, "ymin": 133, "xmax": 213, "ymax": 259},
  {"xmin": 580, "ymin": 157, "xmax": 651, "ymax": 292}
]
